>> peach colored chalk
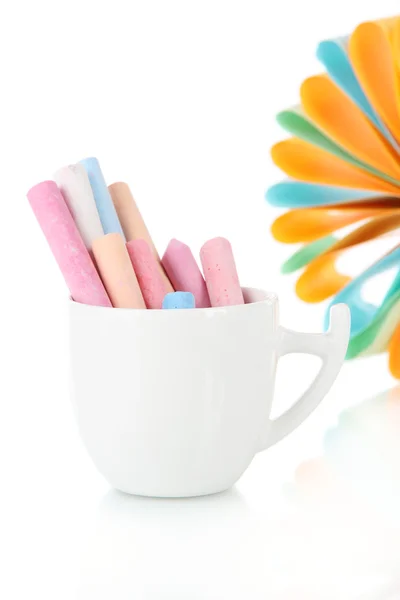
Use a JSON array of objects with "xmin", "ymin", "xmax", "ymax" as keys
[
  {"xmin": 109, "ymin": 182, "xmax": 153, "ymax": 245},
  {"xmin": 27, "ymin": 181, "xmax": 111, "ymax": 307},
  {"xmin": 200, "ymin": 237, "xmax": 244, "ymax": 307},
  {"xmin": 92, "ymin": 233, "xmax": 146, "ymax": 309},
  {"xmin": 109, "ymin": 182, "xmax": 173, "ymax": 292},
  {"xmin": 162, "ymin": 239, "xmax": 210, "ymax": 308},
  {"xmin": 126, "ymin": 239, "xmax": 169, "ymax": 309}
]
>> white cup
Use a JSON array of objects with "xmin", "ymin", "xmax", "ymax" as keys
[{"xmin": 69, "ymin": 287, "xmax": 350, "ymax": 498}]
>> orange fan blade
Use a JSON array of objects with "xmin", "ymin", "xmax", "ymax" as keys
[
  {"xmin": 294, "ymin": 212, "xmax": 400, "ymax": 303},
  {"xmin": 271, "ymin": 139, "xmax": 400, "ymax": 194},
  {"xmin": 330, "ymin": 212, "xmax": 400, "ymax": 252},
  {"xmin": 295, "ymin": 253, "xmax": 350, "ymax": 303},
  {"xmin": 376, "ymin": 16, "xmax": 400, "ymax": 49},
  {"xmin": 301, "ymin": 75, "xmax": 400, "ymax": 180},
  {"xmin": 393, "ymin": 18, "xmax": 400, "ymax": 73},
  {"xmin": 271, "ymin": 206, "xmax": 387, "ymax": 243},
  {"xmin": 350, "ymin": 22, "xmax": 400, "ymax": 143},
  {"xmin": 389, "ymin": 323, "xmax": 400, "ymax": 378}
]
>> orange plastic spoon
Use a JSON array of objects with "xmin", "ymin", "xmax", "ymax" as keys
[
  {"xmin": 271, "ymin": 139, "xmax": 400, "ymax": 194},
  {"xmin": 350, "ymin": 22, "xmax": 400, "ymax": 142},
  {"xmin": 388, "ymin": 323, "xmax": 400, "ymax": 378},
  {"xmin": 296, "ymin": 253, "xmax": 350, "ymax": 303},
  {"xmin": 301, "ymin": 75, "xmax": 400, "ymax": 180},
  {"xmin": 295, "ymin": 213, "xmax": 400, "ymax": 303},
  {"xmin": 271, "ymin": 205, "xmax": 388, "ymax": 243}
]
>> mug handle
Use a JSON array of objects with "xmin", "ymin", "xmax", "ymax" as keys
[{"xmin": 259, "ymin": 303, "xmax": 350, "ymax": 451}]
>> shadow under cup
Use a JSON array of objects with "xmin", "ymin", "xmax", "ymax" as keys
[{"xmin": 69, "ymin": 287, "xmax": 349, "ymax": 498}]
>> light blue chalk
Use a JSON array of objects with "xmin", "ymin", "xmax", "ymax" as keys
[
  {"xmin": 79, "ymin": 157, "xmax": 125, "ymax": 238},
  {"xmin": 162, "ymin": 292, "xmax": 195, "ymax": 310}
]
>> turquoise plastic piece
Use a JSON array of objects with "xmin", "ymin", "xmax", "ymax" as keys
[
  {"xmin": 266, "ymin": 181, "xmax": 381, "ymax": 209},
  {"xmin": 325, "ymin": 246, "xmax": 400, "ymax": 335},
  {"xmin": 317, "ymin": 38, "xmax": 400, "ymax": 152}
]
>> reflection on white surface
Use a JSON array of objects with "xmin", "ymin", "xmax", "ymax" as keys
[
  {"xmin": 77, "ymin": 489, "xmax": 254, "ymax": 598},
  {"xmin": 360, "ymin": 581, "xmax": 400, "ymax": 600},
  {"xmin": 290, "ymin": 386, "xmax": 400, "ymax": 525},
  {"xmin": 77, "ymin": 387, "xmax": 400, "ymax": 599}
]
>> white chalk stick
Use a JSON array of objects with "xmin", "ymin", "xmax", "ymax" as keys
[{"xmin": 54, "ymin": 163, "xmax": 104, "ymax": 251}]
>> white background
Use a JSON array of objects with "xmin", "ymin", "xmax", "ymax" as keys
[{"xmin": 2, "ymin": 1, "xmax": 400, "ymax": 598}]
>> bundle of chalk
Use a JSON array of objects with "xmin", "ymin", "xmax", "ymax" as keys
[{"xmin": 27, "ymin": 157, "xmax": 245, "ymax": 311}]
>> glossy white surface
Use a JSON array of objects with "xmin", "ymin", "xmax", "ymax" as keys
[
  {"xmin": 4, "ymin": 0, "xmax": 400, "ymax": 595},
  {"xmin": 3, "ymin": 360, "xmax": 400, "ymax": 599},
  {"xmin": 70, "ymin": 289, "xmax": 349, "ymax": 497}
]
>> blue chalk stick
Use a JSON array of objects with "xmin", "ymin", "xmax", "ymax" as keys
[
  {"xmin": 162, "ymin": 292, "xmax": 195, "ymax": 309},
  {"xmin": 79, "ymin": 157, "xmax": 125, "ymax": 238}
]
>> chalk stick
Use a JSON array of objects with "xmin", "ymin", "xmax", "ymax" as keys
[
  {"xmin": 126, "ymin": 239, "xmax": 169, "ymax": 309},
  {"xmin": 109, "ymin": 182, "xmax": 155, "ymax": 246},
  {"xmin": 109, "ymin": 182, "xmax": 173, "ymax": 292},
  {"xmin": 92, "ymin": 233, "xmax": 145, "ymax": 309},
  {"xmin": 200, "ymin": 237, "xmax": 244, "ymax": 307},
  {"xmin": 162, "ymin": 239, "xmax": 211, "ymax": 308},
  {"xmin": 162, "ymin": 292, "xmax": 195, "ymax": 309},
  {"xmin": 54, "ymin": 164, "xmax": 104, "ymax": 250},
  {"xmin": 27, "ymin": 181, "xmax": 111, "ymax": 307},
  {"xmin": 79, "ymin": 157, "xmax": 125, "ymax": 238}
]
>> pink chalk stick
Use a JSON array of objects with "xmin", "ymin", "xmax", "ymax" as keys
[
  {"xmin": 162, "ymin": 239, "xmax": 211, "ymax": 308},
  {"xmin": 27, "ymin": 181, "xmax": 111, "ymax": 307},
  {"xmin": 92, "ymin": 233, "xmax": 146, "ymax": 309},
  {"xmin": 127, "ymin": 239, "xmax": 170, "ymax": 309},
  {"xmin": 200, "ymin": 237, "xmax": 244, "ymax": 307},
  {"xmin": 109, "ymin": 182, "xmax": 174, "ymax": 293}
]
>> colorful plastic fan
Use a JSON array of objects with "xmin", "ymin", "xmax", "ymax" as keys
[{"xmin": 266, "ymin": 16, "xmax": 400, "ymax": 378}]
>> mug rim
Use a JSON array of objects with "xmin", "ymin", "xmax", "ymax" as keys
[{"xmin": 69, "ymin": 286, "xmax": 278, "ymax": 316}]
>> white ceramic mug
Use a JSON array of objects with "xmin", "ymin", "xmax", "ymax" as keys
[{"xmin": 69, "ymin": 287, "xmax": 350, "ymax": 498}]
